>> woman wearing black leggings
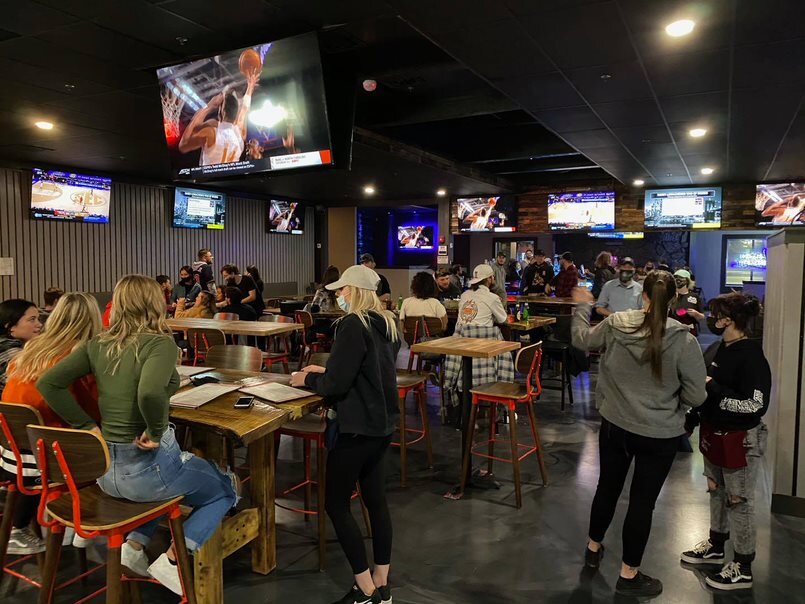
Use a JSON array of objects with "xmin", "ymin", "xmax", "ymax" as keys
[
  {"xmin": 571, "ymin": 271, "xmax": 707, "ymax": 598},
  {"xmin": 291, "ymin": 264, "xmax": 400, "ymax": 604}
]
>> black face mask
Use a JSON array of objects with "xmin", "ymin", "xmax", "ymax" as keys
[
  {"xmin": 619, "ymin": 271, "xmax": 634, "ymax": 283},
  {"xmin": 707, "ymin": 316, "xmax": 726, "ymax": 336},
  {"xmin": 674, "ymin": 277, "xmax": 688, "ymax": 289}
]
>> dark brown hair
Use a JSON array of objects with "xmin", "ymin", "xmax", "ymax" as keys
[
  {"xmin": 220, "ymin": 264, "xmax": 240, "ymax": 276},
  {"xmin": 43, "ymin": 287, "xmax": 64, "ymax": 307},
  {"xmin": 410, "ymin": 272, "xmax": 438, "ymax": 300},
  {"xmin": 225, "ymin": 286, "xmax": 243, "ymax": 305},
  {"xmin": 594, "ymin": 251, "xmax": 612, "ymax": 269},
  {"xmin": 636, "ymin": 270, "xmax": 677, "ymax": 381},
  {"xmin": 0, "ymin": 299, "xmax": 37, "ymax": 336},
  {"xmin": 320, "ymin": 265, "xmax": 340, "ymax": 306},
  {"xmin": 709, "ymin": 293, "xmax": 761, "ymax": 333}
]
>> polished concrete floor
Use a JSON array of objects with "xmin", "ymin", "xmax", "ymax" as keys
[{"xmin": 3, "ymin": 362, "xmax": 805, "ymax": 603}]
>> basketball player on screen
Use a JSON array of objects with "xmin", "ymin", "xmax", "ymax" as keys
[{"xmin": 178, "ymin": 72, "xmax": 258, "ymax": 166}]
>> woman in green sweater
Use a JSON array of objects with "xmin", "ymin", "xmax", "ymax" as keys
[{"xmin": 37, "ymin": 275, "xmax": 237, "ymax": 596}]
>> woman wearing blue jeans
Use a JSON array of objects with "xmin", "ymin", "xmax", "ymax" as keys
[{"xmin": 38, "ymin": 275, "xmax": 237, "ymax": 596}]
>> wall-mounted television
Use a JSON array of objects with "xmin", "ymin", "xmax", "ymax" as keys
[
  {"xmin": 588, "ymin": 231, "xmax": 644, "ymax": 239},
  {"xmin": 644, "ymin": 187, "xmax": 722, "ymax": 229},
  {"xmin": 755, "ymin": 183, "xmax": 805, "ymax": 226},
  {"xmin": 548, "ymin": 191, "xmax": 615, "ymax": 231},
  {"xmin": 30, "ymin": 168, "xmax": 111, "ymax": 223},
  {"xmin": 456, "ymin": 196, "xmax": 517, "ymax": 232},
  {"xmin": 397, "ymin": 225, "xmax": 435, "ymax": 250},
  {"xmin": 267, "ymin": 199, "xmax": 304, "ymax": 235},
  {"xmin": 157, "ymin": 32, "xmax": 333, "ymax": 181},
  {"xmin": 173, "ymin": 187, "xmax": 226, "ymax": 229}
]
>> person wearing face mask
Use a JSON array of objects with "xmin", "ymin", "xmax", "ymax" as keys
[
  {"xmin": 669, "ymin": 269, "xmax": 704, "ymax": 335},
  {"xmin": 680, "ymin": 293, "xmax": 770, "ymax": 591},
  {"xmin": 594, "ymin": 257, "xmax": 643, "ymax": 317},
  {"xmin": 173, "ymin": 265, "xmax": 202, "ymax": 305}
]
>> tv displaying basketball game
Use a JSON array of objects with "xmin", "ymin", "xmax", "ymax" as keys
[
  {"xmin": 397, "ymin": 225, "xmax": 435, "ymax": 250},
  {"xmin": 644, "ymin": 187, "xmax": 722, "ymax": 229},
  {"xmin": 30, "ymin": 168, "xmax": 111, "ymax": 223},
  {"xmin": 755, "ymin": 183, "xmax": 805, "ymax": 226},
  {"xmin": 173, "ymin": 187, "xmax": 226, "ymax": 229},
  {"xmin": 548, "ymin": 191, "xmax": 615, "ymax": 231},
  {"xmin": 156, "ymin": 32, "xmax": 333, "ymax": 181},
  {"xmin": 456, "ymin": 196, "xmax": 517, "ymax": 232},
  {"xmin": 267, "ymin": 199, "xmax": 304, "ymax": 235}
]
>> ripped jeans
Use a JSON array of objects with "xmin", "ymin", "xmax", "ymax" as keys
[
  {"xmin": 704, "ymin": 423, "xmax": 768, "ymax": 562},
  {"xmin": 97, "ymin": 427, "xmax": 237, "ymax": 552}
]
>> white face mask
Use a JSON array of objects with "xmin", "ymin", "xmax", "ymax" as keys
[{"xmin": 337, "ymin": 295, "xmax": 349, "ymax": 312}]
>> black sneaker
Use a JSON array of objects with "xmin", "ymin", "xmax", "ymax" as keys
[
  {"xmin": 681, "ymin": 539, "xmax": 726, "ymax": 565},
  {"xmin": 705, "ymin": 561, "xmax": 753, "ymax": 590},
  {"xmin": 377, "ymin": 584, "xmax": 392, "ymax": 603},
  {"xmin": 615, "ymin": 571, "xmax": 663, "ymax": 597},
  {"xmin": 585, "ymin": 544, "xmax": 604, "ymax": 568},
  {"xmin": 331, "ymin": 585, "xmax": 380, "ymax": 604}
]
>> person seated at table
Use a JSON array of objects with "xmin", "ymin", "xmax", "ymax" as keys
[
  {"xmin": 172, "ymin": 265, "xmax": 202, "ymax": 306},
  {"xmin": 39, "ymin": 287, "xmax": 64, "ymax": 323},
  {"xmin": 309, "ymin": 265, "xmax": 341, "ymax": 312},
  {"xmin": 401, "ymin": 271, "xmax": 448, "ymax": 331},
  {"xmin": 448, "ymin": 263, "xmax": 465, "ymax": 290},
  {"xmin": 220, "ymin": 264, "xmax": 264, "ymax": 315},
  {"xmin": 595, "ymin": 257, "xmax": 643, "ymax": 317},
  {"xmin": 174, "ymin": 290, "xmax": 216, "ymax": 319},
  {"xmin": 545, "ymin": 252, "xmax": 579, "ymax": 298},
  {"xmin": 220, "ymin": 286, "xmax": 258, "ymax": 321},
  {"xmin": 2, "ymin": 292, "xmax": 101, "ymax": 554},
  {"xmin": 456, "ymin": 264, "xmax": 508, "ymax": 329},
  {"xmin": 37, "ymin": 274, "xmax": 238, "ymax": 596},
  {"xmin": 435, "ymin": 267, "xmax": 462, "ymax": 301},
  {"xmin": 290, "ymin": 264, "xmax": 400, "ymax": 604}
]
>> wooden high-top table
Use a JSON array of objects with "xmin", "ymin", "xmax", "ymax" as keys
[
  {"xmin": 167, "ymin": 317, "xmax": 302, "ymax": 337},
  {"xmin": 170, "ymin": 370, "xmax": 321, "ymax": 603},
  {"xmin": 410, "ymin": 336, "xmax": 520, "ymax": 499}
]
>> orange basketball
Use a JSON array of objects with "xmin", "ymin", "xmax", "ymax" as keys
[{"xmin": 239, "ymin": 48, "xmax": 262, "ymax": 76}]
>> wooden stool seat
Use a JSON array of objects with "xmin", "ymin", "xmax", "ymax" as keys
[
  {"xmin": 46, "ymin": 485, "xmax": 183, "ymax": 531},
  {"xmin": 470, "ymin": 382, "xmax": 529, "ymax": 400},
  {"xmin": 281, "ymin": 414, "xmax": 326, "ymax": 435},
  {"xmin": 395, "ymin": 372, "xmax": 428, "ymax": 389}
]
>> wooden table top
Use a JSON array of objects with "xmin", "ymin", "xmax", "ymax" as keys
[
  {"xmin": 411, "ymin": 336, "xmax": 520, "ymax": 358},
  {"xmin": 170, "ymin": 370, "xmax": 321, "ymax": 446},
  {"xmin": 167, "ymin": 317, "xmax": 302, "ymax": 336},
  {"xmin": 509, "ymin": 316, "xmax": 557, "ymax": 331},
  {"xmin": 511, "ymin": 296, "xmax": 577, "ymax": 306}
]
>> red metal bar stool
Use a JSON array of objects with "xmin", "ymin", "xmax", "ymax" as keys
[
  {"xmin": 392, "ymin": 371, "xmax": 434, "ymax": 488},
  {"xmin": 258, "ymin": 315, "xmax": 293, "ymax": 373},
  {"xmin": 294, "ymin": 311, "xmax": 327, "ymax": 371},
  {"xmin": 459, "ymin": 342, "xmax": 548, "ymax": 508}
]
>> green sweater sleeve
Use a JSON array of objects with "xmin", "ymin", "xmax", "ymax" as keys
[
  {"xmin": 138, "ymin": 338, "xmax": 180, "ymax": 441},
  {"xmin": 37, "ymin": 343, "xmax": 97, "ymax": 431}
]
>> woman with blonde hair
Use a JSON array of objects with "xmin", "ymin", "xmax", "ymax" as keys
[
  {"xmin": 173, "ymin": 289, "xmax": 216, "ymax": 318},
  {"xmin": 1, "ymin": 292, "xmax": 100, "ymax": 556},
  {"xmin": 291, "ymin": 264, "xmax": 400, "ymax": 604},
  {"xmin": 38, "ymin": 275, "xmax": 237, "ymax": 596}
]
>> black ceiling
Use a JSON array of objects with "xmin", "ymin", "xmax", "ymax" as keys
[{"xmin": 1, "ymin": 0, "xmax": 804, "ymax": 202}]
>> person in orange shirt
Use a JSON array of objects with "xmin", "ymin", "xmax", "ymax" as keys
[{"xmin": 1, "ymin": 292, "xmax": 102, "ymax": 554}]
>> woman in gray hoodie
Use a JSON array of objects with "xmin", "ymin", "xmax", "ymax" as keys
[{"xmin": 571, "ymin": 270, "xmax": 707, "ymax": 598}]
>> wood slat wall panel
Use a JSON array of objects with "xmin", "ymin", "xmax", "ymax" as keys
[{"xmin": 0, "ymin": 168, "xmax": 315, "ymax": 303}]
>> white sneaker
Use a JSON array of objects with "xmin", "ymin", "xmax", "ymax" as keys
[
  {"xmin": 148, "ymin": 553, "xmax": 184, "ymax": 596},
  {"xmin": 120, "ymin": 541, "xmax": 149, "ymax": 577},
  {"xmin": 7, "ymin": 527, "xmax": 46, "ymax": 555},
  {"xmin": 61, "ymin": 527, "xmax": 76, "ymax": 546},
  {"xmin": 72, "ymin": 534, "xmax": 93, "ymax": 548}
]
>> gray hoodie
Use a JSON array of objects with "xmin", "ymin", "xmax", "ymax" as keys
[{"xmin": 572, "ymin": 302, "xmax": 707, "ymax": 439}]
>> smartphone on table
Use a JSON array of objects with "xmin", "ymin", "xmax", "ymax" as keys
[{"xmin": 234, "ymin": 396, "xmax": 254, "ymax": 409}]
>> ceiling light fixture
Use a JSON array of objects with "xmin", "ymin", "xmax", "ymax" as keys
[
  {"xmin": 689, "ymin": 127, "xmax": 707, "ymax": 138},
  {"xmin": 633, "ymin": 179, "xmax": 645, "ymax": 186},
  {"xmin": 362, "ymin": 79, "xmax": 377, "ymax": 92},
  {"xmin": 665, "ymin": 19, "xmax": 695, "ymax": 37},
  {"xmin": 363, "ymin": 185, "xmax": 375, "ymax": 195},
  {"xmin": 34, "ymin": 121, "xmax": 54, "ymax": 130},
  {"xmin": 701, "ymin": 167, "xmax": 715, "ymax": 175},
  {"xmin": 436, "ymin": 188, "xmax": 447, "ymax": 197}
]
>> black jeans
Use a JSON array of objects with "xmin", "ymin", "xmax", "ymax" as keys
[
  {"xmin": 588, "ymin": 419, "xmax": 678, "ymax": 567},
  {"xmin": 1, "ymin": 468, "xmax": 39, "ymax": 529},
  {"xmin": 325, "ymin": 434, "xmax": 392, "ymax": 575}
]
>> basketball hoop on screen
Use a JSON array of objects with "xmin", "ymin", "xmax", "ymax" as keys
[{"xmin": 161, "ymin": 88, "xmax": 184, "ymax": 147}]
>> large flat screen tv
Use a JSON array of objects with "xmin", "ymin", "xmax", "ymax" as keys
[
  {"xmin": 397, "ymin": 225, "xmax": 435, "ymax": 250},
  {"xmin": 173, "ymin": 187, "xmax": 226, "ymax": 229},
  {"xmin": 548, "ymin": 191, "xmax": 615, "ymax": 231},
  {"xmin": 157, "ymin": 32, "xmax": 333, "ymax": 181},
  {"xmin": 30, "ymin": 168, "xmax": 111, "ymax": 223},
  {"xmin": 755, "ymin": 183, "xmax": 805, "ymax": 227},
  {"xmin": 267, "ymin": 199, "xmax": 304, "ymax": 235},
  {"xmin": 456, "ymin": 196, "xmax": 517, "ymax": 232},
  {"xmin": 644, "ymin": 187, "xmax": 722, "ymax": 229}
]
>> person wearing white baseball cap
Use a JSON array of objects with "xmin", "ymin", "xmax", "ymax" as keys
[
  {"xmin": 670, "ymin": 268, "xmax": 704, "ymax": 335},
  {"xmin": 455, "ymin": 263, "xmax": 508, "ymax": 329},
  {"xmin": 289, "ymin": 263, "xmax": 399, "ymax": 604}
]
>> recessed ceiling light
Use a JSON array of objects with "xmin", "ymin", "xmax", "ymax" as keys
[
  {"xmin": 436, "ymin": 188, "xmax": 447, "ymax": 197},
  {"xmin": 701, "ymin": 167, "xmax": 715, "ymax": 175},
  {"xmin": 689, "ymin": 128, "xmax": 707, "ymax": 138},
  {"xmin": 633, "ymin": 179, "xmax": 645, "ymax": 186},
  {"xmin": 363, "ymin": 185, "xmax": 375, "ymax": 195},
  {"xmin": 34, "ymin": 121, "xmax": 54, "ymax": 130},
  {"xmin": 665, "ymin": 19, "xmax": 695, "ymax": 37},
  {"xmin": 600, "ymin": 74, "xmax": 612, "ymax": 81},
  {"xmin": 64, "ymin": 83, "xmax": 75, "ymax": 90}
]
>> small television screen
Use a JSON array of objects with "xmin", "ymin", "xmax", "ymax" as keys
[
  {"xmin": 267, "ymin": 199, "xmax": 304, "ymax": 235},
  {"xmin": 644, "ymin": 187, "xmax": 722, "ymax": 229},
  {"xmin": 31, "ymin": 168, "xmax": 111, "ymax": 223},
  {"xmin": 173, "ymin": 187, "xmax": 226, "ymax": 229},
  {"xmin": 397, "ymin": 225, "xmax": 435, "ymax": 250},
  {"xmin": 548, "ymin": 191, "xmax": 615, "ymax": 231},
  {"xmin": 157, "ymin": 32, "xmax": 333, "ymax": 181},
  {"xmin": 587, "ymin": 231, "xmax": 644, "ymax": 239},
  {"xmin": 755, "ymin": 183, "xmax": 805, "ymax": 226},
  {"xmin": 457, "ymin": 196, "xmax": 517, "ymax": 232}
]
